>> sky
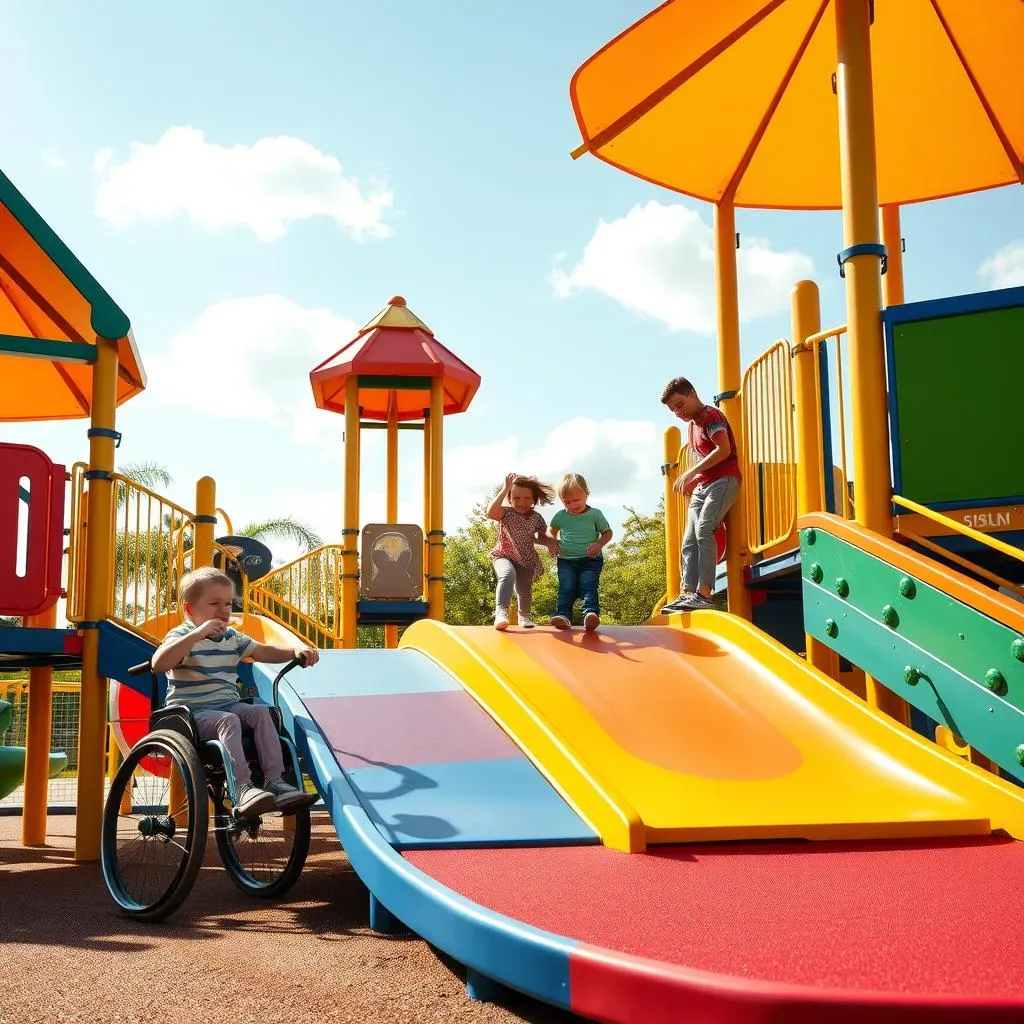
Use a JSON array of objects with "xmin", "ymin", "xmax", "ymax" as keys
[{"xmin": 1, "ymin": 1, "xmax": 1021, "ymax": 567}]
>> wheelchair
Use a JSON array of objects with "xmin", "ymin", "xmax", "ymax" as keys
[{"xmin": 100, "ymin": 657, "xmax": 315, "ymax": 922}]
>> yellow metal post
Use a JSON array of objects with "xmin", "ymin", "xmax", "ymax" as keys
[
  {"xmin": 193, "ymin": 476, "xmax": 216, "ymax": 569},
  {"xmin": 880, "ymin": 205, "xmax": 905, "ymax": 308},
  {"xmin": 385, "ymin": 393, "xmax": 399, "ymax": 649},
  {"xmin": 714, "ymin": 203, "xmax": 752, "ymax": 619},
  {"xmin": 427, "ymin": 380, "xmax": 445, "ymax": 620},
  {"xmin": 422, "ymin": 408, "xmax": 431, "ymax": 604},
  {"xmin": 75, "ymin": 337, "xmax": 119, "ymax": 861},
  {"xmin": 342, "ymin": 376, "xmax": 360, "ymax": 649},
  {"xmin": 22, "ymin": 604, "xmax": 56, "ymax": 846},
  {"xmin": 834, "ymin": 0, "xmax": 892, "ymax": 540},
  {"xmin": 791, "ymin": 281, "xmax": 840, "ymax": 681},
  {"xmin": 663, "ymin": 426, "xmax": 682, "ymax": 603},
  {"xmin": 836, "ymin": 0, "xmax": 907, "ymax": 723}
]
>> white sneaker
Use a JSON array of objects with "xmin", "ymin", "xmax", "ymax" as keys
[
  {"xmin": 584, "ymin": 612, "xmax": 600, "ymax": 632},
  {"xmin": 494, "ymin": 609, "xmax": 509, "ymax": 631},
  {"xmin": 519, "ymin": 615, "xmax": 536, "ymax": 628}
]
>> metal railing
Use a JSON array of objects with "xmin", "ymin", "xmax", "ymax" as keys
[
  {"xmin": 892, "ymin": 494, "xmax": 1024, "ymax": 600},
  {"xmin": 740, "ymin": 340, "xmax": 796, "ymax": 553},
  {"xmin": 247, "ymin": 545, "xmax": 346, "ymax": 648},
  {"xmin": 803, "ymin": 324, "xmax": 853, "ymax": 520},
  {"xmin": 67, "ymin": 468, "xmax": 198, "ymax": 641}
]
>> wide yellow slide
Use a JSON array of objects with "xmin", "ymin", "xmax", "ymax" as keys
[{"xmin": 400, "ymin": 616, "xmax": 1024, "ymax": 852}]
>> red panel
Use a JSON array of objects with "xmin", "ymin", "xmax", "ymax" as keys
[{"xmin": 0, "ymin": 442, "xmax": 64, "ymax": 616}]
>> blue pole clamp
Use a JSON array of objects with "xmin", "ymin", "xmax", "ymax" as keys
[
  {"xmin": 87, "ymin": 427, "xmax": 122, "ymax": 447},
  {"xmin": 837, "ymin": 243, "xmax": 887, "ymax": 279}
]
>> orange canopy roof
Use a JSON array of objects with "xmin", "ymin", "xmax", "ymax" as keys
[
  {"xmin": 0, "ymin": 167, "xmax": 145, "ymax": 421},
  {"xmin": 309, "ymin": 297, "xmax": 480, "ymax": 422},
  {"xmin": 570, "ymin": 0, "xmax": 1024, "ymax": 210}
]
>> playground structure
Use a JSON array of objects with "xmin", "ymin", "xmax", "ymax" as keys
[{"xmin": 2, "ymin": 0, "xmax": 1024, "ymax": 1020}]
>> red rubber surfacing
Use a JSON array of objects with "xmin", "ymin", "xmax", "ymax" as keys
[{"xmin": 406, "ymin": 837, "xmax": 1024, "ymax": 999}]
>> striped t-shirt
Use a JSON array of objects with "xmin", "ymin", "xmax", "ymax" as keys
[{"xmin": 162, "ymin": 622, "xmax": 258, "ymax": 713}]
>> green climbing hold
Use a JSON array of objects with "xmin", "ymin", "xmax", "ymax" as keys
[
  {"xmin": 824, "ymin": 618, "xmax": 838, "ymax": 639},
  {"xmin": 806, "ymin": 528, "xmax": 817, "ymax": 545},
  {"xmin": 1016, "ymin": 745, "xmax": 1024, "ymax": 768},
  {"xmin": 1013, "ymin": 638, "xmax": 1024, "ymax": 663},
  {"xmin": 903, "ymin": 666, "xmax": 920, "ymax": 685},
  {"xmin": 898, "ymin": 577, "xmax": 917, "ymax": 599},
  {"xmin": 985, "ymin": 669, "xmax": 1007, "ymax": 694},
  {"xmin": 835, "ymin": 577, "xmax": 849, "ymax": 598},
  {"xmin": 810, "ymin": 563, "xmax": 824, "ymax": 584},
  {"xmin": 882, "ymin": 604, "xmax": 899, "ymax": 628}
]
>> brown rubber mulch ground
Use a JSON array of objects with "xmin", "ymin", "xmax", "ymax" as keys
[{"xmin": 0, "ymin": 813, "xmax": 583, "ymax": 1024}]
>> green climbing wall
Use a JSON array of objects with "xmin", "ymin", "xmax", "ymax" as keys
[
  {"xmin": 800, "ymin": 525, "xmax": 1024, "ymax": 778},
  {"xmin": 890, "ymin": 304, "xmax": 1024, "ymax": 505}
]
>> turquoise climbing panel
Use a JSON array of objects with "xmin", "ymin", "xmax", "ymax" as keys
[{"xmin": 800, "ymin": 526, "xmax": 1024, "ymax": 778}]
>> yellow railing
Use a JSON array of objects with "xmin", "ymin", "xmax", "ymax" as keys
[
  {"xmin": 247, "ymin": 545, "xmax": 346, "ymax": 648},
  {"xmin": 740, "ymin": 340, "xmax": 796, "ymax": 553},
  {"xmin": 892, "ymin": 494, "xmax": 1024, "ymax": 600},
  {"xmin": 68, "ymin": 469, "xmax": 198, "ymax": 641},
  {"xmin": 802, "ymin": 324, "xmax": 854, "ymax": 520}
]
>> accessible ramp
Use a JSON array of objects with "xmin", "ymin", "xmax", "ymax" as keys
[{"xmin": 397, "ymin": 618, "xmax": 1024, "ymax": 852}]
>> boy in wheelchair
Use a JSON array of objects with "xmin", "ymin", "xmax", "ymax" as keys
[{"xmin": 152, "ymin": 567, "xmax": 320, "ymax": 818}]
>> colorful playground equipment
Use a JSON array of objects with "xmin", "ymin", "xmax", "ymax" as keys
[{"xmin": 2, "ymin": 0, "xmax": 1024, "ymax": 1020}]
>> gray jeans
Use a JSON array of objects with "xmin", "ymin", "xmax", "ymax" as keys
[
  {"xmin": 682, "ymin": 475, "xmax": 741, "ymax": 595},
  {"xmin": 494, "ymin": 557, "xmax": 533, "ymax": 615},
  {"xmin": 193, "ymin": 701, "xmax": 284, "ymax": 786}
]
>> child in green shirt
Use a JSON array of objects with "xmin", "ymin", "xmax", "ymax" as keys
[{"xmin": 547, "ymin": 473, "xmax": 613, "ymax": 631}]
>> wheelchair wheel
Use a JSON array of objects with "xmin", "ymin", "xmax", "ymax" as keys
[
  {"xmin": 101, "ymin": 729, "xmax": 208, "ymax": 922},
  {"xmin": 214, "ymin": 782, "xmax": 312, "ymax": 898}
]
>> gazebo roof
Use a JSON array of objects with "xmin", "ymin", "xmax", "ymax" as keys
[
  {"xmin": 309, "ymin": 296, "xmax": 480, "ymax": 422},
  {"xmin": 0, "ymin": 167, "xmax": 145, "ymax": 421}
]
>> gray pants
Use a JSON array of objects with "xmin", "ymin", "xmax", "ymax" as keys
[
  {"xmin": 194, "ymin": 701, "xmax": 284, "ymax": 786},
  {"xmin": 682, "ymin": 475, "xmax": 741, "ymax": 595},
  {"xmin": 494, "ymin": 557, "xmax": 533, "ymax": 615}
]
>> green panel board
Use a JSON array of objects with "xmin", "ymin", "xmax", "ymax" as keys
[
  {"xmin": 891, "ymin": 305, "xmax": 1024, "ymax": 504},
  {"xmin": 800, "ymin": 527, "xmax": 1024, "ymax": 776}
]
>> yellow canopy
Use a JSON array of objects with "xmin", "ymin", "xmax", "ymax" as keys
[
  {"xmin": 0, "ymin": 168, "xmax": 145, "ymax": 421},
  {"xmin": 571, "ymin": 0, "xmax": 1023, "ymax": 209}
]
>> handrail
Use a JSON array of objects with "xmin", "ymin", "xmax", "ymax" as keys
[
  {"xmin": 247, "ymin": 544, "xmax": 346, "ymax": 648},
  {"xmin": 740, "ymin": 339, "xmax": 796, "ymax": 553},
  {"xmin": 892, "ymin": 494, "xmax": 1024, "ymax": 567},
  {"xmin": 898, "ymin": 528, "xmax": 1024, "ymax": 602},
  {"xmin": 216, "ymin": 507, "xmax": 234, "ymax": 536},
  {"xmin": 798, "ymin": 325, "xmax": 847, "ymax": 350}
]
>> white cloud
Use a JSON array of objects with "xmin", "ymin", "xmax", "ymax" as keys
[
  {"xmin": 979, "ymin": 243, "xmax": 1024, "ymax": 289},
  {"xmin": 443, "ymin": 417, "xmax": 662, "ymax": 534},
  {"xmin": 551, "ymin": 200, "xmax": 813, "ymax": 333},
  {"xmin": 94, "ymin": 126, "xmax": 393, "ymax": 241},
  {"xmin": 41, "ymin": 150, "xmax": 67, "ymax": 169},
  {"xmin": 144, "ymin": 296, "xmax": 357, "ymax": 447}
]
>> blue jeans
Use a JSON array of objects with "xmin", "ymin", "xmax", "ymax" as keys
[{"xmin": 556, "ymin": 556, "xmax": 603, "ymax": 619}]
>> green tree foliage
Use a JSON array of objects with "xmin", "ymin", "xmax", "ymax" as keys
[{"xmin": 599, "ymin": 503, "xmax": 667, "ymax": 625}]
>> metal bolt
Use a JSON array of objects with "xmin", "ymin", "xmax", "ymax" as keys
[
  {"xmin": 898, "ymin": 577, "xmax": 916, "ymax": 599},
  {"xmin": 881, "ymin": 604, "xmax": 899, "ymax": 628},
  {"xmin": 903, "ymin": 666, "xmax": 920, "ymax": 685},
  {"xmin": 810, "ymin": 562, "xmax": 824, "ymax": 584},
  {"xmin": 985, "ymin": 669, "xmax": 1007, "ymax": 694},
  {"xmin": 824, "ymin": 618, "xmax": 838, "ymax": 639},
  {"xmin": 835, "ymin": 577, "xmax": 849, "ymax": 598}
]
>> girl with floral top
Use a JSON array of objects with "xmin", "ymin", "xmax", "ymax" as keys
[{"xmin": 486, "ymin": 472, "xmax": 557, "ymax": 630}]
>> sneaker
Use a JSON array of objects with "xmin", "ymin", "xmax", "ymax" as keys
[
  {"xmin": 519, "ymin": 615, "xmax": 536, "ymax": 628},
  {"xmin": 660, "ymin": 594, "xmax": 692, "ymax": 614},
  {"xmin": 687, "ymin": 593, "xmax": 715, "ymax": 610},
  {"xmin": 584, "ymin": 612, "xmax": 599, "ymax": 632},
  {"xmin": 264, "ymin": 776, "xmax": 318, "ymax": 812},
  {"xmin": 235, "ymin": 781, "xmax": 275, "ymax": 818},
  {"xmin": 549, "ymin": 615, "xmax": 571, "ymax": 630},
  {"xmin": 494, "ymin": 608, "xmax": 509, "ymax": 631}
]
